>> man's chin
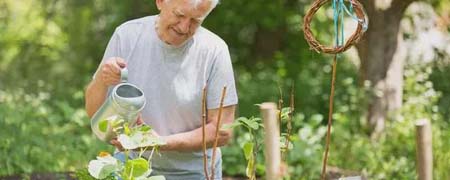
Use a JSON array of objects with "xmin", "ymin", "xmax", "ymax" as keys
[{"xmin": 168, "ymin": 39, "xmax": 189, "ymax": 47}]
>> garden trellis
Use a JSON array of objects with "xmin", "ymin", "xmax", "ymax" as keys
[{"xmin": 303, "ymin": 0, "xmax": 368, "ymax": 179}]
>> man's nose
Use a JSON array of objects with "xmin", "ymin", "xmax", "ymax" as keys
[{"xmin": 177, "ymin": 18, "xmax": 191, "ymax": 34}]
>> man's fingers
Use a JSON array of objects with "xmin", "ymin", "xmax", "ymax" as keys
[
  {"xmin": 136, "ymin": 114, "xmax": 144, "ymax": 125},
  {"xmin": 214, "ymin": 130, "xmax": 232, "ymax": 147},
  {"xmin": 219, "ymin": 129, "xmax": 231, "ymax": 137},
  {"xmin": 110, "ymin": 61, "xmax": 122, "ymax": 74},
  {"xmin": 95, "ymin": 57, "xmax": 127, "ymax": 87},
  {"xmin": 110, "ymin": 139, "xmax": 125, "ymax": 151},
  {"xmin": 110, "ymin": 139, "xmax": 120, "ymax": 146},
  {"xmin": 106, "ymin": 57, "xmax": 126, "ymax": 74},
  {"xmin": 115, "ymin": 58, "xmax": 127, "ymax": 68}
]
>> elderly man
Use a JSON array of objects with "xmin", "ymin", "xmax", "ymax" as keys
[{"xmin": 85, "ymin": 0, "xmax": 238, "ymax": 179}]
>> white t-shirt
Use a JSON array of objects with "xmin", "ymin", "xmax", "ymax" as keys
[{"xmin": 96, "ymin": 15, "xmax": 238, "ymax": 179}]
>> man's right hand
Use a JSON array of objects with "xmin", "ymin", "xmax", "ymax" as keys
[{"xmin": 94, "ymin": 57, "xmax": 127, "ymax": 87}]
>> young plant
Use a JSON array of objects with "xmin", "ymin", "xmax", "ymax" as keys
[
  {"xmin": 223, "ymin": 116, "xmax": 264, "ymax": 180},
  {"xmin": 280, "ymin": 107, "xmax": 294, "ymax": 159},
  {"xmin": 84, "ymin": 117, "xmax": 166, "ymax": 180},
  {"xmin": 223, "ymin": 104, "xmax": 294, "ymax": 179}
]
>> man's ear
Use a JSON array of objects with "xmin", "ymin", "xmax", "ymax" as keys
[{"xmin": 156, "ymin": 0, "xmax": 165, "ymax": 11}]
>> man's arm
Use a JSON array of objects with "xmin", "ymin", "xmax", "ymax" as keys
[
  {"xmin": 161, "ymin": 105, "xmax": 236, "ymax": 152},
  {"xmin": 85, "ymin": 58, "xmax": 126, "ymax": 118},
  {"xmin": 85, "ymin": 79, "xmax": 109, "ymax": 118}
]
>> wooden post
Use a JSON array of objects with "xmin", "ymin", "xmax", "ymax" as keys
[
  {"xmin": 415, "ymin": 119, "xmax": 433, "ymax": 180},
  {"xmin": 260, "ymin": 102, "xmax": 281, "ymax": 180}
]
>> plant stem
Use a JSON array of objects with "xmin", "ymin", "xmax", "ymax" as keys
[
  {"xmin": 278, "ymin": 86, "xmax": 283, "ymax": 137},
  {"xmin": 123, "ymin": 150, "xmax": 129, "ymax": 179},
  {"xmin": 251, "ymin": 130, "xmax": 258, "ymax": 180},
  {"xmin": 125, "ymin": 150, "xmax": 129, "ymax": 164},
  {"xmin": 210, "ymin": 86, "xmax": 227, "ymax": 180},
  {"xmin": 283, "ymin": 85, "xmax": 294, "ymax": 161},
  {"xmin": 149, "ymin": 147, "xmax": 155, "ymax": 160},
  {"xmin": 139, "ymin": 146, "xmax": 149, "ymax": 158}
]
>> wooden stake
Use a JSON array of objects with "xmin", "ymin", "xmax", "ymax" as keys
[
  {"xmin": 261, "ymin": 102, "xmax": 281, "ymax": 180},
  {"xmin": 278, "ymin": 86, "xmax": 283, "ymax": 137},
  {"xmin": 283, "ymin": 85, "xmax": 294, "ymax": 161},
  {"xmin": 321, "ymin": 55, "xmax": 338, "ymax": 180},
  {"xmin": 416, "ymin": 119, "xmax": 433, "ymax": 180},
  {"xmin": 201, "ymin": 87, "xmax": 209, "ymax": 180},
  {"xmin": 210, "ymin": 86, "xmax": 227, "ymax": 180}
]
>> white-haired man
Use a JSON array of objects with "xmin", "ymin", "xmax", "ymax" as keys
[{"xmin": 85, "ymin": 0, "xmax": 238, "ymax": 179}]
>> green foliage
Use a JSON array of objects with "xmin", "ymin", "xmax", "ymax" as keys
[
  {"xmin": 123, "ymin": 158, "xmax": 150, "ymax": 179},
  {"xmin": 223, "ymin": 116, "xmax": 263, "ymax": 179},
  {"xmin": 320, "ymin": 63, "xmax": 448, "ymax": 179},
  {"xmin": 76, "ymin": 169, "xmax": 115, "ymax": 180},
  {"xmin": 224, "ymin": 61, "xmax": 450, "ymax": 179},
  {"xmin": 85, "ymin": 119, "xmax": 165, "ymax": 179},
  {"xmin": 0, "ymin": 0, "xmax": 449, "ymax": 179},
  {"xmin": 99, "ymin": 120, "xmax": 109, "ymax": 133},
  {"xmin": 0, "ymin": 89, "xmax": 112, "ymax": 176}
]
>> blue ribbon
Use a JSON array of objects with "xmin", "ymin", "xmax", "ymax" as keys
[{"xmin": 332, "ymin": 0, "xmax": 368, "ymax": 48}]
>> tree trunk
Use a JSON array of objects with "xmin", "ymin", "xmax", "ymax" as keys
[{"xmin": 356, "ymin": 0, "xmax": 415, "ymax": 136}]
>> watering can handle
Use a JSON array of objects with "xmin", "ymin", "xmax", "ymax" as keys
[{"xmin": 120, "ymin": 68, "xmax": 128, "ymax": 82}]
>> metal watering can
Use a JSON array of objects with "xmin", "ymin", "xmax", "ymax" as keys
[{"xmin": 91, "ymin": 68, "xmax": 146, "ymax": 142}]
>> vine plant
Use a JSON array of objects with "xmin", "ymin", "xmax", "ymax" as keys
[{"xmin": 80, "ymin": 117, "xmax": 166, "ymax": 180}]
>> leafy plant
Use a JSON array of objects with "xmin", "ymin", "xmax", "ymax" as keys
[
  {"xmin": 223, "ymin": 105, "xmax": 294, "ymax": 180},
  {"xmin": 0, "ymin": 89, "xmax": 113, "ymax": 176},
  {"xmin": 223, "ymin": 116, "xmax": 263, "ymax": 180},
  {"xmin": 81, "ymin": 121, "xmax": 166, "ymax": 180}
]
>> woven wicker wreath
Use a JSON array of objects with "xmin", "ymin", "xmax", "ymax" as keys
[{"xmin": 303, "ymin": 0, "xmax": 366, "ymax": 54}]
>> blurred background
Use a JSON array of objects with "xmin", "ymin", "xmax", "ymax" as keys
[{"xmin": 0, "ymin": 0, "xmax": 449, "ymax": 179}]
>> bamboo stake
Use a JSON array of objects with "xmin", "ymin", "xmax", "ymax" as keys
[
  {"xmin": 278, "ymin": 86, "xmax": 283, "ymax": 137},
  {"xmin": 261, "ymin": 102, "xmax": 281, "ymax": 180},
  {"xmin": 283, "ymin": 85, "xmax": 294, "ymax": 161},
  {"xmin": 321, "ymin": 55, "xmax": 338, "ymax": 180},
  {"xmin": 416, "ymin": 119, "xmax": 433, "ymax": 180},
  {"xmin": 210, "ymin": 86, "xmax": 227, "ymax": 180},
  {"xmin": 201, "ymin": 87, "xmax": 209, "ymax": 180}
]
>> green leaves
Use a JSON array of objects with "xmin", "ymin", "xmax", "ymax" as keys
[
  {"xmin": 137, "ymin": 125, "xmax": 152, "ymax": 132},
  {"xmin": 117, "ymin": 131, "xmax": 166, "ymax": 150},
  {"xmin": 88, "ymin": 121, "xmax": 165, "ymax": 179},
  {"xmin": 230, "ymin": 116, "xmax": 263, "ymax": 180},
  {"xmin": 280, "ymin": 135, "xmax": 294, "ymax": 152},
  {"xmin": 243, "ymin": 142, "xmax": 255, "ymax": 179},
  {"xmin": 246, "ymin": 155, "xmax": 255, "ymax": 179},
  {"xmin": 236, "ymin": 117, "xmax": 263, "ymax": 130},
  {"xmin": 98, "ymin": 120, "xmax": 108, "ymax": 133},
  {"xmin": 222, "ymin": 117, "xmax": 263, "ymax": 132},
  {"xmin": 280, "ymin": 107, "xmax": 291, "ymax": 121},
  {"xmin": 221, "ymin": 121, "xmax": 241, "ymax": 130},
  {"xmin": 124, "ymin": 158, "xmax": 150, "ymax": 178},
  {"xmin": 242, "ymin": 142, "xmax": 254, "ymax": 160},
  {"xmin": 87, "ymin": 154, "xmax": 120, "ymax": 179},
  {"xmin": 98, "ymin": 115, "xmax": 126, "ymax": 134}
]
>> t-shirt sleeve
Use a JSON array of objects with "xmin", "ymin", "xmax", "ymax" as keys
[
  {"xmin": 92, "ymin": 30, "xmax": 123, "ymax": 79},
  {"xmin": 206, "ymin": 44, "xmax": 238, "ymax": 109}
]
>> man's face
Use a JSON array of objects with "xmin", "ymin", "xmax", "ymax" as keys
[{"xmin": 156, "ymin": 0, "xmax": 213, "ymax": 46}]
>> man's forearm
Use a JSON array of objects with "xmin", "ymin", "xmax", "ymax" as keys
[
  {"xmin": 160, "ymin": 105, "xmax": 236, "ymax": 152},
  {"xmin": 85, "ymin": 79, "xmax": 109, "ymax": 118},
  {"xmin": 161, "ymin": 122, "xmax": 230, "ymax": 152}
]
